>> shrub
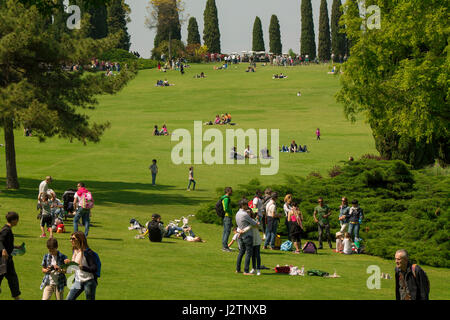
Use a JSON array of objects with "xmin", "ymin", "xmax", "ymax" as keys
[
  {"xmin": 99, "ymin": 48, "xmax": 137, "ymax": 62},
  {"xmin": 328, "ymin": 165, "xmax": 342, "ymax": 178}
]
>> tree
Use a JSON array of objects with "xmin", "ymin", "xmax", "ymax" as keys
[
  {"xmin": 341, "ymin": 0, "xmax": 360, "ymax": 56},
  {"xmin": 336, "ymin": 0, "xmax": 449, "ymax": 168},
  {"xmin": 187, "ymin": 16, "xmax": 201, "ymax": 45},
  {"xmin": 300, "ymin": 0, "xmax": 316, "ymax": 59},
  {"xmin": 203, "ymin": 0, "xmax": 221, "ymax": 53},
  {"xmin": 269, "ymin": 14, "xmax": 282, "ymax": 55},
  {"xmin": 318, "ymin": 0, "xmax": 331, "ymax": 61},
  {"xmin": 146, "ymin": 0, "xmax": 183, "ymax": 59},
  {"xmin": 75, "ymin": 0, "xmax": 109, "ymax": 39},
  {"xmin": 107, "ymin": 0, "xmax": 131, "ymax": 51},
  {"xmin": 331, "ymin": 0, "xmax": 346, "ymax": 61},
  {"xmin": 252, "ymin": 16, "xmax": 265, "ymax": 52},
  {"xmin": 0, "ymin": 0, "xmax": 137, "ymax": 189}
]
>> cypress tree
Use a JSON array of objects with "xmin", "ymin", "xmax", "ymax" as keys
[
  {"xmin": 331, "ymin": 0, "xmax": 346, "ymax": 62},
  {"xmin": 203, "ymin": 0, "xmax": 221, "ymax": 53},
  {"xmin": 75, "ymin": 0, "xmax": 108, "ymax": 39},
  {"xmin": 252, "ymin": 16, "xmax": 265, "ymax": 52},
  {"xmin": 268, "ymin": 14, "xmax": 282, "ymax": 55},
  {"xmin": 318, "ymin": 0, "xmax": 331, "ymax": 61},
  {"xmin": 187, "ymin": 17, "xmax": 201, "ymax": 45},
  {"xmin": 107, "ymin": 0, "xmax": 131, "ymax": 51},
  {"xmin": 153, "ymin": 0, "xmax": 182, "ymax": 49},
  {"xmin": 300, "ymin": 0, "xmax": 316, "ymax": 59}
]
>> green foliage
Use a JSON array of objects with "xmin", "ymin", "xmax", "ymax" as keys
[
  {"xmin": 336, "ymin": 0, "xmax": 450, "ymax": 168},
  {"xmin": 187, "ymin": 17, "xmax": 201, "ymax": 45},
  {"xmin": 203, "ymin": 0, "xmax": 221, "ymax": 53},
  {"xmin": 252, "ymin": 16, "xmax": 265, "ymax": 52},
  {"xmin": 269, "ymin": 14, "xmax": 282, "ymax": 55},
  {"xmin": 135, "ymin": 58, "xmax": 158, "ymax": 70},
  {"xmin": 99, "ymin": 48, "xmax": 137, "ymax": 62},
  {"xmin": 152, "ymin": 39, "xmax": 185, "ymax": 59},
  {"xmin": 318, "ymin": 0, "xmax": 331, "ymax": 61},
  {"xmin": 330, "ymin": 0, "xmax": 346, "ymax": 61},
  {"xmin": 152, "ymin": 0, "xmax": 182, "ymax": 49},
  {"xmin": 106, "ymin": 0, "xmax": 131, "ymax": 51},
  {"xmin": 300, "ymin": 0, "xmax": 316, "ymax": 59},
  {"xmin": 197, "ymin": 160, "xmax": 450, "ymax": 267},
  {"xmin": 75, "ymin": 0, "xmax": 109, "ymax": 39}
]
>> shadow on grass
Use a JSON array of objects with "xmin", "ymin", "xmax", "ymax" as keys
[
  {"xmin": 87, "ymin": 237, "xmax": 123, "ymax": 241},
  {"xmin": 0, "ymin": 177, "xmax": 208, "ymax": 207}
]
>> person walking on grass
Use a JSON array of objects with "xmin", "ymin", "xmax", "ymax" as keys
[
  {"xmin": 395, "ymin": 249, "xmax": 430, "ymax": 300},
  {"xmin": 221, "ymin": 187, "xmax": 233, "ymax": 252},
  {"xmin": 73, "ymin": 182, "xmax": 93, "ymax": 237},
  {"xmin": 313, "ymin": 197, "xmax": 332, "ymax": 249},
  {"xmin": 65, "ymin": 232, "xmax": 98, "ymax": 300},
  {"xmin": 149, "ymin": 159, "xmax": 158, "ymax": 186},
  {"xmin": 0, "ymin": 212, "xmax": 22, "ymax": 300},
  {"xmin": 187, "ymin": 166, "xmax": 196, "ymax": 191},
  {"xmin": 40, "ymin": 238, "xmax": 67, "ymax": 300},
  {"xmin": 235, "ymin": 199, "xmax": 258, "ymax": 275},
  {"xmin": 316, "ymin": 128, "xmax": 321, "ymax": 141}
]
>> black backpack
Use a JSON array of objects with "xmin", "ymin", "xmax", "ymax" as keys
[
  {"xmin": 215, "ymin": 197, "xmax": 226, "ymax": 219},
  {"xmin": 148, "ymin": 220, "xmax": 163, "ymax": 242}
]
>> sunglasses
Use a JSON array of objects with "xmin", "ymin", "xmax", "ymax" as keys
[{"xmin": 70, "ymin": 237, "xmax": 76, "ymax": 241}]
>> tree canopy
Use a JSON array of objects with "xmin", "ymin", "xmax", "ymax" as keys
[
  {"xmin": 269, "ymin": 14, "xmax": 282, "ymax": 55},
  {"xmin": 318, "ymin": 0, "xmax": 331, "ymax": 61},
  {"xmin": 203, "ymin": 0, "xmax": 221, "ymax": 53},
  {"xmin": 300, "ymin": 0, "xmax": 316, "ymax": 59},
  {"xmin": 252, "ymin": 16, "xmax": 265, "ymax": 52},
  {"xmin": 336, "ymin": 0, "xmax": 449, "ymax": 168},
  {"xmin": 187, "ymin": 16, "xmax": 201, "ymax": 45}
]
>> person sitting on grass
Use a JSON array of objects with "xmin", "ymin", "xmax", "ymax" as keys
[
  {"xmin": 160, "ymin": 124, "xmax": 169, "ymax": 136},
  {"xmin": 290, "ymin": 141, "xmax": 298, "ymax": 153},
  {"xmin": 180, "ymin": 232, "xmax": 206, "ymax": 242},
  {"xmin": 343, "ymin": 232, "xmax": 352, "ymax": 255},
  {"xmin": 335, "ymin": 232, "xmax": 344, "ymax": 253},
  {"xmin": 214, "ymin": 115, "xmax": 221, "ymax": 124},
  {"xmin": 153, "ymin": 125, "xmax": 159, "ymax": 136},
  {"xmin": 143, "ymin": 214, "xmax": 165, "ymax": 242}
]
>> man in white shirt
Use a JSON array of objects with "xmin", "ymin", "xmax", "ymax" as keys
[
  {"xmin": 252, "ymin": 190, "xmax": 264, "ymax": 232},
  {"xmin": 263, "ymin": 192, "xmax": 280, "ymax": 249},
  {"xmin": 38, "ymin": 176, "xmax": 53, "ymax": 201}
]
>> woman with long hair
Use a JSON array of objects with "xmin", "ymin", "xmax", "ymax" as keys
[{"xmin": 288, "ymin": 203, "xmax": 304, "ymax": 253}]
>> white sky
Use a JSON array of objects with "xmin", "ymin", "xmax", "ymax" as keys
[{"xmin": 126, "ymin": 0, "xmax": 335, "ymax": 58}]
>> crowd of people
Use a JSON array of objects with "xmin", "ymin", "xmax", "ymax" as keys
[{"xmin": 280, "ymin": 140, "xmax": 308, "ymax": 153}]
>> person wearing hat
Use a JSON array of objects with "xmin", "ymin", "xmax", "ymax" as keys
[{"xmin": 347, "ymin": 199, "xmax": 364, "ymax": 242}]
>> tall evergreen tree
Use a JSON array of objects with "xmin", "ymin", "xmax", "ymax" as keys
[
  {"xmin": 318, "ymin": 0, "xmax": 331, "ymax": 61},
  {"xmin": 300, "ymin": 0, "xmax": 316, "ymax": 59},
  {"xmin": 152, "ymin": 0, "xmax": 182, "ymax": 49},
  {"xmin": 187, "ymin": 17, "xmax": 201, "ymax": 45},
  {"xmin": 331, "ymin": 0, "xmax": 346, "ymax": 61},
  {"xmin": 76, "ymin": 0, "xmax": 108, "ymax": 39},
  {"xmin": 203, "ymin": 0, "xmax": 221, "ymax": 53},
  {"xmin": 268, "ymin": 14, "xmax": 282, "ymax": 55},
  {"xmin": 107, "ymin": 0, "xmax": 131, "ymax": 51},
  {"xmin": 343, "ymin": 0, "xmax": 360, "ymax": 56},
  {"xmin": 252, "ymin": 16, "xmax": 265, "ymax": 52}
]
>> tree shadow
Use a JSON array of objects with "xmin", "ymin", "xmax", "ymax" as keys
[
  {"xmin": 86, "ymin": 237, "xmax": 123, "ymax": 242},
  {"xmin": 0, "ymin": 177, "xmax": 208, "ymax": 207}
]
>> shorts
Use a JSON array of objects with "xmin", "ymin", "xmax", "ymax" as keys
[{"xmin": 41, "ymin": 214, "xmax": 52, "ymax": 228}]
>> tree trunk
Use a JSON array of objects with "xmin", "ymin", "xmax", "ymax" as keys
[
  {"xmin": 168, "ymin": 30, "xmax": 172, "ymax": 60},
  {"xmin": 4, "ymin": 117, "xmax": 19, "ymax": 189}
]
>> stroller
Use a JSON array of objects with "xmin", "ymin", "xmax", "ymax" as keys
[{"xmin": 62, "ymin": 189, "xmax": 77, "ymax": 220}]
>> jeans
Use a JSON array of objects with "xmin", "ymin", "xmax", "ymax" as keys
[
  {"xmin": 252, "ymin": 245, "xmax": 261, "ymax": 270},
  {"xmin": 165, "ymin": 226, "xmax": 195, "ymax": 238},
  {"xmin": 66, "ymin": 279, "xmax": 97, "ymax": 300},
  {"xmin": 222, "ymin": 216, "xmax": 232, "ymax": 249},
  {"xmin": 0, "ymin": 257, "xmax": 21, "ymax": 298},
  {"xmin": 236, "ymin": 234, "xmax": 254, "ymax": 273},
  {"xmin": 74, "ymin": 208, "xmax": 91, "ymax": 237},
  {"xmin": 318, "ymin": 223, "xmax": 331, "ymax": 248},
  {"xmin": 151, "ymin": 173, "xmax": 157, "ymax": 185},
  {"xmin": 187, "ymin": 179, "xmax": 196, "ymax": 190},
  {"xmin": 264, "ymin": 217, "xmax": 279, "ymax": 248},
  {"xmin": 348, "ymin": 223, "xmax": 360, "ymax": 242}
]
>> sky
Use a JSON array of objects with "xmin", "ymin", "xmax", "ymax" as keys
[{"xmin": 126, "ymin": 0, "xmax": 335, "ymax": 58}]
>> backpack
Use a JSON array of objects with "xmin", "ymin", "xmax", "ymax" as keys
[
  {"xmin": 280, "ymin": 240, "xmax": 293, "ymax": 252},
  {"xmin": 302, "ymin": 241, "xmax": 317, "ymax": 254},
  {"xmin": 85, "ymin": 248, "xmax": 101, "ymax": 279},
  {"xmin": 148, "ymin": 220, "xmax": 163, "ymax": 242},
  {"xmin": 215, "ymin": 197, "xmax": 227, "ymax": 219},
  {"xmin": 80, "ymin": 191, "xmax": 94, "ymax": 209},
  {"xmin": 412, "ymin": 264, "xmax": 430, "ymax": 299},
  {"xmin": 307, "ymin": 269, "xmax": 329, "ymax": 277}
]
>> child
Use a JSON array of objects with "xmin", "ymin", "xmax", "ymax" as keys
[
  {"xmin": 343, "ymin": 232, "xmax": 352, "ymax": 255},
  {"xmin": 0, "ymin": 211, "xmax": 22, "ymax": 300},
  {"xmin": 227, "ymin": 227, "xmax": 240, "ymax": 249},
  {"xmin": 40, "ymin": 238, "xmax": 67, "ymax": 300},
  {"xmin": 187, "ymin": 166, "xmax": 196, "ymax": 191},
  {"xmin": 335, "ymin": 232, "xmax": 344, "ymax": 253},
  {"xmin": 39, "ymin": 194, "xmax": 53, "ymax": 238}
]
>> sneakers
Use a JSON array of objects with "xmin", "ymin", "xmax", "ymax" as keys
[
  {"xmin": 222, "ymin": 247, "xmax": 232, "ymax": 252},
  {"xmin": 249, "ymin": 269, "xmax": 255, "ymax": 274},
  {"xmin": 256, "ymin": 270, "xmax": 261, "ymax": 276}
]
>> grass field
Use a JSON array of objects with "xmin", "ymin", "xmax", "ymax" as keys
[{"xmin": 0, "ymin": 63, "xmax": 448, "ymax": 300}]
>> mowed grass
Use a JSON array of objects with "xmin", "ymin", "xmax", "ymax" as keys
[{"xmin": 0, "ymin": 63, "xmax": 449, "ymax": 300}]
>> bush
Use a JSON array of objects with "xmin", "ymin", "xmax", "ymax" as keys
[
  {"xmin": 328, "ymin": 165, "xmax": 342, "ymax": 178},
  {"xmin": 99, "ymin": 48, "xmax": 137, "ymax": 62}
]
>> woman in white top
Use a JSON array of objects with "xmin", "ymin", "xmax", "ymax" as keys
[
  {"xmin": 283, "ymin": 194, "xmax": 293, "ymax": 241},
  {"xmin": 65, "ymin": 231, "xmax": 98, "ymax": 300},
  {"xmin": 343, "ymin": 232, "xmax": 353, "ymax": 255}
]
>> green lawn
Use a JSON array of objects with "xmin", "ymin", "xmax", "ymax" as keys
[{"xmin": 0, "ymin": 63, "xmax": 448, "ymax": 300}]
